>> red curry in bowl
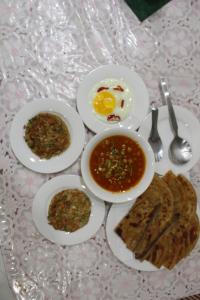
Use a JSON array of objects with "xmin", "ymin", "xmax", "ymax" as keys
[{"xmin": 89, "ymin": 135, "xmax": 146, "ymax": 192}]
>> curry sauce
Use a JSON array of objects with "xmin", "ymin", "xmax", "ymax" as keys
[{"xmin": 90, "ymin": 135, "xmax": 146, "ymax": 192}]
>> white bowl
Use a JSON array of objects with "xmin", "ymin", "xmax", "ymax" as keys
[{"xmin": 81, "ymin": 128, "xmax": 155, "ymax": 203}]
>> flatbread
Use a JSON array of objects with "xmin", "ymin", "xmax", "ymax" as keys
[
  {"xmin": 163, "ymin": 171, "xmax": 183, "ymax": 214},
  {"xmin": 116, "ymin": 175, "xmax": 174, "ymax": 253},
  {"xmin": 133, "ymin": 175, "xmax": 174, "ymax": 256},
  {"xmin": 115, "ymin": 171, "xmax": 200, "ymax": 270},
  {"xmin": 147, "ymin": 214, "xmax": 200, "ymax": 269},
  {"xmin": 177, "ymin": 174, "xmax": 197, "ymax": 218},
  {"xmin": 163, "ymin": 171, "xmax": 197, "ymax": 218}
]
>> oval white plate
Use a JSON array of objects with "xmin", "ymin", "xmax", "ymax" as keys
[
  {"xmin": 81, "ymin": 128, "xmax": 155, "ymax": 204},
  {"xmin": 10, "ymin": 100, "xmax": 85, "ymax": 173},
  {"xmin": 32, "ymin": 175, "xmax": 105, "ymax": 245},
  {"xmin": 106, "ymin": 200, "xmax": 200, "ymax": 271},
  {"xmin": 77, "ymin": 65, "xmax": 149, "ymax": 133},
  {"xmin": 139, "ymin": 105, "xmax": 200, "ymax": 175}
]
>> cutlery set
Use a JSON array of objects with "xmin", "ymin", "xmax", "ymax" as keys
[{"xmin": 148, "ymin": 78, "xmax": 192, "ymax": 164}]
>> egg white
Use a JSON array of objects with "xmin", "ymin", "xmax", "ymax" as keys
[{"xmin": 89, "ymin": 78, "xmax": 133, "ymax": 123}]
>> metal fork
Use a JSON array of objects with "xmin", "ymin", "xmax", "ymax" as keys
[{"xmin": 148, "ymin": 106, "xmax": 164, "ymax": 162}]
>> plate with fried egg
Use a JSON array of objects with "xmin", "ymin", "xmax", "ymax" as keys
[{"xmin": 77, "ymin": 65, "xmax": 149, "ymax": 133}]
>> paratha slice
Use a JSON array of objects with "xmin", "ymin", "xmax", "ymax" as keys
[
  {"xmin": 116, "ymin": 175, "xmax": 174, "ymax": 254},
  {"xmin": 115, "ymin": 176, "xmax": 161, "ymax": 248},
  {"xmin": 133, "ymin": 176, "xmax": 174, "ymax": 256},
  {"xmin": 136, "ymin": 213, "xmax": 180, "ymax": 263},
  {"xmin": 163, "ymin": 214, "xmax": 199, "ymax": 269},
  {"xmin": 115, "ymin": 195, "xmax": 159, "ymax": 249},
  {"xmin": 146, "ymin": 214, "xmax": 200, "ymax": 270},
  {"xmin": 176, "ymin": 174, "xmax": 197, "ymax": 218},
  {"xmin": 163, "ymin": 171, "xmax": 197, "ymax": 219},
  {"xmin": 163, "ymin": 171, "xmax": 183, "ymax": 213},
  {"xmin": 146, "ymin": 234, "xmax": 169, "ymax": 269}
]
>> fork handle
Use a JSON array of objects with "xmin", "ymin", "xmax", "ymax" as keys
[{"xmin": 150, "ymin": 107, "xmax": 159, "ymax": 141}]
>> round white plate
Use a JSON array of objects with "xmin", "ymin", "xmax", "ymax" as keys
[
  {"xmin": 32, "ymin": 175, "xmax": 105, "ymax": 245},
  {"xmin": 10, "ymin": 99, "xmax": 85, "ymax": 173},
  {"xmin": 77, "ymin": 65, "xmax": 149, "ymax": 133},
  {"xmin": 139, "ymin": 105, "xmax": 200, "ymax": 175},
  {"xmin": 106, "ymin": 200, "xmax": 200, "ymax": 271}
]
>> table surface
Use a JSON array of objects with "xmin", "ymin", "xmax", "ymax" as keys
[
  {"xmin": 1, "ymin": 0, "xmax": 200, "ymax": 299},
  {"xmin": 0, "ymin": 250, "xmax": 15, "ymax": 300}
]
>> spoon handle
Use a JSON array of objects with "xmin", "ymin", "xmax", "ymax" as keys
[{"xmin": 160, "ymin": 78, "xmax": 178, "ymax": 136}]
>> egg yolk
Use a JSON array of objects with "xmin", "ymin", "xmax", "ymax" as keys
[{"xmin": 93, "ymin": 91, "xmax": 116, "ymax": 116}]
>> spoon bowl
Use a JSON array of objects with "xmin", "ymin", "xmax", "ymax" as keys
[{"xmin": 169, "ymin": 136, "xmax": 192, "ymax": 165}]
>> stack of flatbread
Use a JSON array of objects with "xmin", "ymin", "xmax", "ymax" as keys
[{"xmin": 115, "ymin": 171, "xmax": 200, "ymax": 269}]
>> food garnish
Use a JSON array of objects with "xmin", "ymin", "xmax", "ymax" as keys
[
  {"xmin": 107, "ymin": 114, "xmax": 121, "ymax": 122},
  {"xmin": 48, "ymin": 189, "xmax": 91, "ymax": 232},
  {"xmin": 113, "ymin": 85, "xmax": 124, "ymax": 92},
  {"xmin": 97, "ymin": 86, "xmax": 109, "ymax": 92},
  {"xmin": 24, "ymin": 113, "xmax": 70, "ymax": 159}
]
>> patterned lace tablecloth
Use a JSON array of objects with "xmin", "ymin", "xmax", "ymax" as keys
[{"xmin": 1, "ymin": 0, "xmax": 200, "ymax": 299}]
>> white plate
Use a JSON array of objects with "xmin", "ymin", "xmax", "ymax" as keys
[
  {"xmin": 32, "ymin": 175, "xmax": 105, "ymax": 245},
  {"xmin": 139, "ymin": 105, "xmax": 200, "ymax": 175},
  {"xmin": 77, "ymin": 65, "xmax": 149, "ymax": 133},
  {"xmin": 10, "ymin": 100, "xmax": 85, "ymax": 173},
  {"xmin": 106, "ymin": 200, "xmax": 200, "ymax": 271}
]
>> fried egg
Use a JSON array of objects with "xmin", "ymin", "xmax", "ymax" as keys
[{"xmin": 89, "ymin": 78, "xmax": 132, "ymax": 123}]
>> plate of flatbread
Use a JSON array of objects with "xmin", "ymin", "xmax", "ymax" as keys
[{"xmin": 106, "ymin": 171, "xmax": 200, "ymax": 271}]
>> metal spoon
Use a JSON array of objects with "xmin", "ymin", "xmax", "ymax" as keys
[
  {"xmin": 160, "ymin": 78, "xmax": 192, "ymax": 165},
  {"xmin": 148, "ymin": 105, "xmax": 164, "ymax": 162}
]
